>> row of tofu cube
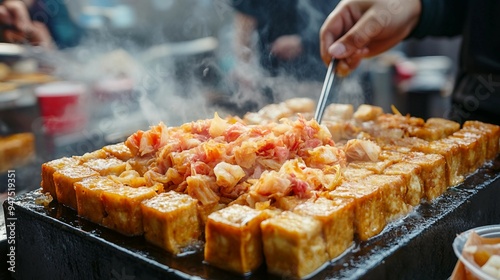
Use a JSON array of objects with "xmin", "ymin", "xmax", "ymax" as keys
[
  {"xmin": 202, "ymin": 120, "xmax": 500, "ymax": 278},
  {"xmin": 39, "ymin": 120, "xmax": 500, "ymax": 279}
]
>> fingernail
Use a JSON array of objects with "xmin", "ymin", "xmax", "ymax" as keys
[{"xmin": 329, "ymin": 43, "xmax": 346, "ymax": 57}]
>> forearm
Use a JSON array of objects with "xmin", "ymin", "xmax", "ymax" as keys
[{"xmin": 233, "ymin": 12, "xmax": 257, "ymax": 63}]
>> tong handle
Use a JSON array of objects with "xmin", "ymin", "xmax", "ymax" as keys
[{"xmin": 314, "ymin": 59, "xmax": 336, "ymax": 123}]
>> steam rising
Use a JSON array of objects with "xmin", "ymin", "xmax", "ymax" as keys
[{"xmin": 47, "ymin": 0, "xmax": 367, "ymax": 143}]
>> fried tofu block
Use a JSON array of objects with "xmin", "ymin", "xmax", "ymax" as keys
[
  {"xmin": 384, "ymin": 162, "xmax": 424, "ymax": 206},
  {"xmin": 82, "ymin": 157, "xmax": 127, "ymax": 176},
  {"xmin": 102, "ymin": 142, "xmax": 133, "ymax": 161},
  {"xmin": 410, "ymin": 118, "xmax": 460, "ymax": 141},
  {"xmin": 100, "ymin": 185, "xmax": 157, "ymax": 236},
  {"xmin": 362, "ymin": 174, "xmax": 409, "ymax": 221},
  {"xmin": 452, "ymin": 129, "xmax": 488, "ymax": 173},
  {"xmin": 378, "ymin": 150, "xmax": 406, "ymax": 163},
  {"xmin": 324, "ymin": 103, "xmax": 354, "ymax": 120},
  {"xmin": 76, "ymin": 149, "xmax": 109, "ymax": 163},
  {"xmin": 390, "ymin": 137, "xmax": 430, "ymax": 150},
  {"xmin": 329, "ymin": 181, "xmax": 387, "ymax": 241},
  {"xmin": 322, "ymin": 120, "xmax": 346, "ymax": 142},
  {"xmin": 342, "ymin": 166, "xmax": 374, "ymax": 182},
  {"xmin": 463, "ymin": 121, "xmax": 500, "ymax": 160},
  {"xmin": 284, "ymin": 97, "xmax": 315, "ymax": 113},
  {"xmin": 53, "ymin": 165, "xmax": 99, "ymax": 210},
  {"xmin": 409, "ymin": 127, "xmax": 444, "ymax": 141},
  {"xmin": 403, "ymin": 152, "xmax": 447, "ymax": 201},
  {"xmin": 348, "ymin": 159, "xmax": 393, "ymax": 174},
  {"xmin": 256, "ymin": 103, "xmax": 293, "ymax": 122},
  {"xmin": 0, "ymin": 132, "xmax": 35, "ymax": 172},
  {"xmin": 204, "ymin": 204, "xmax": 267, "ymax": 274},
  {"xmin": 413, "ymin": 139, "xmax": 463, "ymax": 187},
  {"xmin": 425, "ymin": 118, "xmax": 460, "ymax": 136},
  {"xmin": 141, "ymin": 191, "xmax": 200, "ymax": 255},
  {"xmin": 274, "ymin": 196, "xmax": 307, "ymax": 211},
  {"xmin": 74, "ymin": 176, "xmax": 118, "ymax": 224},
  {"xmin": 261, "ymin": 211, "xmax": 329, "ymax": 278},
  {"xmin": 40, "ymin": 157, "xmax": 79, "ymax": 198},
  {"xmin": 294, "ymin": 197, "xmax": 354, "ymax": 260},
  {"xmin": 380, "ymin": 144, "xmax": 414, "ymax": 154},
  {"xmin": 353, "ymin": 104, "xmax": 383, "ymax": 122},
  {"xmin": 447, "ymin": 134, "xmax": 481, "ymax": 175}
]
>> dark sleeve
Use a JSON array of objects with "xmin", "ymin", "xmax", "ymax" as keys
[
  {"xmin": 410, "ymin": 0, "xmax": 469, "ymax": 38},
  {"xmin": 298, "ymin": 0, "xmax": 340, "ymax": 57},
  {"xmin": 231, "ymin": 0, "xmax": 266, "ymax": 19},
  {"xmin": 30, "ymin": 0, "xmax": 84, "ymax": 49}
]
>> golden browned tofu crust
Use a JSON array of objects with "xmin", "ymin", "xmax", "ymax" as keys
[
  {"xmin": 363, "ymin": 174, "xmax": 410, "ymax": 221},
  {"xmin": 341, "ymin": 167, "xmax": 374, "ymax": 182},
  {"xmin": 261, "ymin": 211, "xmax": 329, "ymax": 278},
  {"xmin": 447, "ymin": 135, "xmax": 480, "ymax": 175},
  {"xmin": 0, "ymin": 132, "xmax": 35, "ymax": 172},
  {"xmin": 100, "ymin": 185, "xmax": 157, "ymax": 236},
  {"xmin": 347, "ymin": 159, "xmax": 393, "ymax": 174},
  {"xmin": 403, "ymin": 153, "xmax": 447, "ymax": 201},
  {"xmin": 141, "ymin": 191, "xmax": 200, "ymax": 255},
  {"xmin": 409, "ymin": 118, "xmax": 460, "ymax": 141},
  {"xmin": 77, "ymin": 149, "xmax": 109, "ymax": 163},
  {"xmin": 353, "ymin": 104, "xmax": 383, "ymax": 122},
  {"xmin": 378, "ymin": 150, "xmax": 406, "ymax": 163},
  {"xmin": 102, "ymin": 143, "xmax": 133, "ymax": 161},
  {"xmin": 82, "ymin": 157, "xmax": 127, "ymax": 176},
  {"xmin": 425, "ymin": 118, "xmax": 460, "ymax": 136},
  {"xmin": 294, "ymin": 197, "xmax": 355, "ymax": 260},
  {"xmin": 53, "ymin": 165, "xmax": 99, "ymax": 210},
  {"xmin": 412, "ymin": 139, "xmax": 463, "ymax": 187},
  {"xmin": 274, "ymin": 196, "xmax": 307, "ymax": 211},
  {"xmin": 329, "ymin": 181, "xmax": 386, "ymax": 241},
  {"xmin": 41, "ymin": 157, "xmax": 79, "ymax": 198},
  {"xmin": 463, "ymin": 121, "xmax": 500, "ymax": 160},
  {"xmin": 383, "ymin": 162, "xmax": 424, "ymax": 206},
  {"xmin": 204, "ymin": 204, "xmax": 267, "ymax": 274},
  {"xmin": 75, "ymin": 176, "xmax": 118, "ymax": 224},
  {"xmin": 324, "ymin": 103, "xmax": 354, "ymax": 121},
  {"xmin": 453, "ymin": 130, "xmax": 487, "ymax": 171}
]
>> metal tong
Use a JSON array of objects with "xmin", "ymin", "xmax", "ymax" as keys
[{"xmin": 314, "ymin": 59, "xmax": 338, "ymax": 124}]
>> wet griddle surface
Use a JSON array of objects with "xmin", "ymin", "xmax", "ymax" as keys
[{"xmin": 6, "ymin": 156, "xmax": 500, "ymax": 280}]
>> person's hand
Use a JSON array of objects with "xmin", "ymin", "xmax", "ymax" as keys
[
  {"xmin": 320, "ymin": 0, "xmax": 421, "ymax": 76},
  {"xmin": 270, "ymin": 35, "xmax": 303, "ymax": 60},
  {"xmin": 26, "ymin": 21, "xmax": 53, "ymax": 48},
  {"xmin": 0, "ymin": 0, "xmax": 53, "ymax": 48}
]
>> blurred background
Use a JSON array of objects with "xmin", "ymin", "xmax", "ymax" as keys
[{"xmin": 0, "ymin": 0, "xmax": 461, "ymax": 192}]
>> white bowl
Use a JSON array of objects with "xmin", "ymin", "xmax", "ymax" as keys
[{"xmin": 453, "ymin": 224, "xmax": 500, "ymax": 280}]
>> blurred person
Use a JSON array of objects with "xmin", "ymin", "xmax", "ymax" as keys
[
  {"xmin": 229, "ymin": 0, "xmax": 340, "ymax": 109},
  {"xmin": 0, "ymin": 0, "xmax": 83, "ymax": 49},
  {"xmin": 320, "ymin": 0, "xmax": 500, "ymax": 125},
  {"xmin": 232, "ymin": 0, "xmax": 339, "ymax": 82},
  {"xmin": 0, "ymin": 0, "xmax": 53, "ymax": 48},
  {"xmin": 28, "ymin": 0, "xmax": 84, "ymax": 49}
]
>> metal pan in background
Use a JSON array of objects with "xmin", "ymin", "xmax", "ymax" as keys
[{"xmin": 0, "ymin": 43, "xmax": 26, "ymax": 62}]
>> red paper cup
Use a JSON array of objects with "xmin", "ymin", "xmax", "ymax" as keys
[{"xmin": 35, "ymin": 82, "xmax": 88, "ymax": 135}]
